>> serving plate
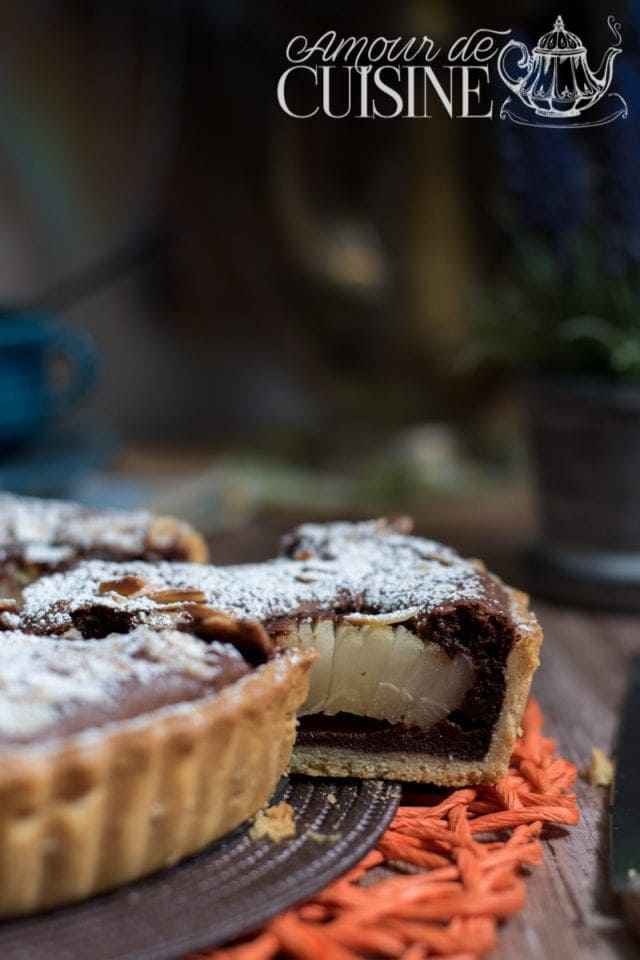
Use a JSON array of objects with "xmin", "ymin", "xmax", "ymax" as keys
[{"xmin": 0, "ymin": 775, "xmax": 401, "ymax": 960}]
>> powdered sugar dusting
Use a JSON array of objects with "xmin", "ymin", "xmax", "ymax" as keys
[
  {"xmin": 15, "ymin": 520, "xmax": 504, "ymax": 635},
  {"xmin": 0, "ymin": 492, "xmax": 157, "ymax": 565},
  {"xmin": 281, "ymin": 519, "xmax": 460, "ymax": 566}
]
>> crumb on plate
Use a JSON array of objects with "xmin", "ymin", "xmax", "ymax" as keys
[{"xmin": 249, "ymin": 801, "xmax": 296, "ymax": 843}]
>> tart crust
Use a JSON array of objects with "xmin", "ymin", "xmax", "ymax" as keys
[
  {"xmin": 289, "ymin": 586, "xmax": 542, "ymax": 786},
  {"xmin": 0, "ymin": 649, "xmax": 312, "ymax": 916}
]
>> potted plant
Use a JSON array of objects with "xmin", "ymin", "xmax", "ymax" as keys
[{"xmin": 472, "ymin": 60, "xmax": 640, "ymax": 608}]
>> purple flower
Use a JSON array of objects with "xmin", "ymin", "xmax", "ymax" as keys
[
  {"xmin": 597, "ymin": 58, "xmax": 640, "ymax": 273},
  {"xmin": 493, "ymin": 78, "xmax": 592, "ymax": 259}
]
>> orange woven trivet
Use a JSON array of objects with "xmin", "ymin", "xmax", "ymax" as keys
[{"xmin": 199, "ymin": 699, "xmax": 579, "ymax": 960}]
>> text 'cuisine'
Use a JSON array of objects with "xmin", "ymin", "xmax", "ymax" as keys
[{"xmin": 277, "ymin": 30, "xmax": 511, "ymax": 119}]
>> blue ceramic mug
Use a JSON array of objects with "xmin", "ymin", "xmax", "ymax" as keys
[{"xmin": 0, "ymin": 313, "xmax": 98, "ymax": 450}]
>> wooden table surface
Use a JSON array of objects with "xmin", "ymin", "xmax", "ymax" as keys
[
  {"xmin": 208, "ymin": 511, "xmax": 640, "ymax": 960},
  {"xmin": 496, "ymin": 603, "xmax": 639, "ymax": 960}
]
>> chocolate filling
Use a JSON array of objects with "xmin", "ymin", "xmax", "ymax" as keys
[
  {"xmin": 71, "ymin": 604, "xmax": 139, "ymax": 640},
  {"xmin": 70, "ymin": 604, "xmax": 275, "ymax": 665}
]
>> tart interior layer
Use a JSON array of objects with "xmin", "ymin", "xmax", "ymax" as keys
[
  {"xmin": 4, "ymin": 518, "xmax": 537, "ymax": 766},
  {"xmin": 0, "ymin": 628, "xmax": 255, "ymax": 747}
]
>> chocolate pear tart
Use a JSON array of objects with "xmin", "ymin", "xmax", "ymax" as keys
[
  {"xmin": 6, "ymin": 518, "xmax": 542, "ymax": 786},
  {"xmin": 0, "ymin": 492, "xmax": 208, "ymax": 599},
  {"xmin": 0, "ymin": 627, "xmax": 312, "ymax": 916}
]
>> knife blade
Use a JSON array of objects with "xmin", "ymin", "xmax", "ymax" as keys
[{"xmin": 611, "ymin": 655, "xmax": 640, "ymax": 937}]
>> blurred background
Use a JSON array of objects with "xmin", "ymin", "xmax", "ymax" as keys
[{"xmin": 0, "ymin": 0, "xmax": 639, "ymax": 601}]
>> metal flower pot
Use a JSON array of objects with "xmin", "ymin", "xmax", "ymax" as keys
[{"xmin": 522, "ymin": 376, "xmax": 640, "ymax": 609}]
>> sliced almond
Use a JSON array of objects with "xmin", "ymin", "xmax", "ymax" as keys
[
  {"xmin": 196, "ymin": 611, "xmax": 275, "ymax": 660},
  {"xmin": 187, "ymin": 603, "xmax": 227, "ymax": 621},
  {"xmin": 379, "ymin": 515, "xmax": 414, "ymax": 535},
  {"xmin": 345, "ymin": 608, "xmax": 419, "ymax": 626},
  {"xmin": 99, "ymin": 575, "xmax": 147, "ymax": 596},
  {"xmin": 148, "ymin": 588, "xmax": 207, "ymax": 604},
  {"xmin": 198, "ymin": 611, "xmax": 241, "ymax": 632}
]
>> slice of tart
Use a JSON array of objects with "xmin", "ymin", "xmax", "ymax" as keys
[
  {"xmin": 0, "ymin": 491, "xmax": 208, "ymax": 599},
  {"xmin": 0, "ymin": 627, "xmax": 312, "ymax": 916},
  {"xmin": 7, "ymin": 518, "xmax": 542, "ymax": 786}
]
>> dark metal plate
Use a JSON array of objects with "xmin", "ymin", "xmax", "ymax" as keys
[{"xmin": 0, "ymin": 776, "xmax": 401, "ymax": 960}]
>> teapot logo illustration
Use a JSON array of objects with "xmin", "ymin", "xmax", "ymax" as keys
[{"xmin": 498, "ymin": 15, "xmax": 628, "ymax": 127}]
